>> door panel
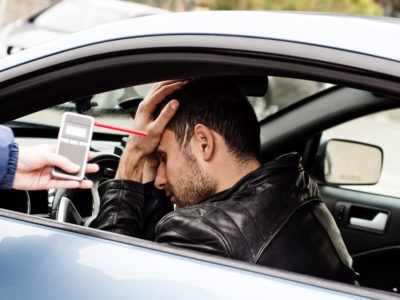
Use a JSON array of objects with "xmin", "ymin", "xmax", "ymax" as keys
[
  {"xmin": 315, "ymin": 108, "xmax": 400, "ymax": 293},
  {"xmin": 321, "ymin": 186, "xmax": 400, "ymax": 253},
  {"xmin": 321, "ymin": 186, "xmax": 400, "ymax": 293}
]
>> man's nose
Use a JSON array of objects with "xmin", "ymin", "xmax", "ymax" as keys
[{"xmin": 154, "ymin": 166, "xmax": 167, "ymax": 189}]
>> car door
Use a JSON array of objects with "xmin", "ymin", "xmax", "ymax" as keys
[{"xmin": 313, "ymin": 108, "xmax": 400, "ymax": 293}]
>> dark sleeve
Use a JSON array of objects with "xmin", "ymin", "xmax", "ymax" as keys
[
  {"xmin": 140, "ymin": 182, "xmax": 173, "ymax": 240},
  {"xmin": 155, "ymin": 211, "xmax": 231, "ymax": 258},
  {"xmin": 90, "ymin": 180, "xmax": 144, "ymax": 237},
  {"xmin": 0, "ymin": 126, "xmax": 18, "ymax": 190}
]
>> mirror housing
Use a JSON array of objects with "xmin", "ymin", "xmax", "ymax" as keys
[{"xmin": 314, "ymin": 139, "xmax": 383, "ymax": 185}]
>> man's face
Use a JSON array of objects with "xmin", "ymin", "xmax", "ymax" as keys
[{"xmin": 155, "ymin": 130, "xmax": 216, "ymax": 208}]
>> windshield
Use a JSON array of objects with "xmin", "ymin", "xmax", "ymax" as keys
[
  {"xmin": 16, "ymin": 77, "xmax": 331, "ymax": 135},
  {"xmin": 32, "ymin": 1, "xmax": 129, "ymax": 32}
]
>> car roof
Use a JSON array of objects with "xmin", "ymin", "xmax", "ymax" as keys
[{"xmin": 1, "ymin": 11, "xmax": 400, "ymax": 72}]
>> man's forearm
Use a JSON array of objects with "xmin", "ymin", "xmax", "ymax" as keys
[{"xmin": 115, "ymin": 143, "xmax": 146, "ymax": 182}]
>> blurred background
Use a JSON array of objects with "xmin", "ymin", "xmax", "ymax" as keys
[
  {"xmin": 0, "ymin": 0, "xmax": 399, "ymax": 28},
  {"xmin": 134, "ymin": 0, "xmax": 399, "ymax": 15}
]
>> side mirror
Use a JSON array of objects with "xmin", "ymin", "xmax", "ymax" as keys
[{"xmin": 315, "ymin": 139, "xmax": 383, "ymax": 185}]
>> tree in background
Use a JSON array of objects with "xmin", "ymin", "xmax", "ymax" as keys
[
  {"xmin": 132, "ymin": 0, "xmax": 400, "ymax": 16},
  {"xmin": 217, "ymin": 0, "xmax": 382, "ymax": 14},
  {"xmin": 374, "ymin": 0, "xmax": 400, "ymax": 16}
]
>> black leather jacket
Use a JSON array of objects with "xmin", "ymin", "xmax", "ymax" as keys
[{"xmin": 91, "ymin": 153, "xmax": 356, "ymax": 283}]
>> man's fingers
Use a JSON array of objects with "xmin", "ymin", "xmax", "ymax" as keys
[
  {"xmin": 151, "ymin": 79, "xmax": 184, "ymax": 92},
  {"xmin": 85, "ymin": 163, "xmax": 99, "ymax": 174},
  {"xmin": 140, "ymin": 81, "xmax": 185, "ymax": 112},
  {"xmin": 78, "ymin": 180, "xmax": 94, "ymax": 189},
  {"xmin": 46, "ymin": 179, "xmax": 94, "ymax": 189},
  {"xmin": 145, "ymin": 81, "xmax": 184, "ymax": 107},
  {"xmin": 46, "ymin": 179, "xmax": 81, "ymax": 189},
  {"xmin": 44, "ymin": 150, "xmax": 98, "ymax": 175},
  {"xmin": 87, "ymin": 151, "xmax": 96, "ymax": 160},
  {"xmin": 151, "ymin": 100, "xmax": 179, "ymax": 134},
  {"xmin": 45, "ymin": 153, "xmax": 80, "ymax": 174}
]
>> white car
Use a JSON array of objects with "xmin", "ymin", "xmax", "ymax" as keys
[{"xmin": 1, "ymin": 11, "xmax": 400, "ymax": 300}]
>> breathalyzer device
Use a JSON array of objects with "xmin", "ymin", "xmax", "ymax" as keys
[{"xmin": 52, "ymin": 112, "xmax": 94, "ymax": 180}]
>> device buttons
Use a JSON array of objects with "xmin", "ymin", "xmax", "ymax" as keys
[{"xmin": 60, "ymin": 138, "xmax": 87, "ymax": 146}]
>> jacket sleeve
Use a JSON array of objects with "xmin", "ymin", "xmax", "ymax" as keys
[
  {"xmin": 90, "ymin": 180, "xmax": 173, "ymax": 239},
  {"xmin": 155, "ymin": 211, "xmax": 232, "ymax": 258},
  {"xmin": 90, "ymin": 180, "xmax": 145, "ymax": 236},
  {"xmin": 0, "ymin": 125, "xmax": 18, "ymax": 190},
  {"xmin": 141, "ymin": 182, "xmax": 173, "ymax": 240}
]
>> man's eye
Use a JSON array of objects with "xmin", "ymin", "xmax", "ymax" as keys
[{"xmin": 159, "ymin": 154, "xmax": 167, "ymax": 163}]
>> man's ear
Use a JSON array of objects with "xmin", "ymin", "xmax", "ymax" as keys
[{"xmin": 192, "ymin": 124, "xmax": 214, "ymax": 161}]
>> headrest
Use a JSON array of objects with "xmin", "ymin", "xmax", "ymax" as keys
[{"xmin": 204, "ymin": 75, "xmax": 268, "ymax": 97}]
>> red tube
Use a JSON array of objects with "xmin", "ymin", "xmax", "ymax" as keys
[{"xmin": 94, "ymin": 122, "xmax": 148, "ymax": 136}]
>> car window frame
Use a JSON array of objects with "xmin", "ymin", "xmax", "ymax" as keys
[{"xmin": 1, "ymin": 43, "xmax": 400, "ymax": 123}]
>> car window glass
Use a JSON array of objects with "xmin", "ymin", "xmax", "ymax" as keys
[
  {"xmin": 322, "ymin": 108, "xmax": 400, "ymax": 198},
  {"xmin": 250, "ymin": 77, "xmax": 331, "ymax": 120},
  {"xmin": 16, "ymin": 77, "xmax": 330, "ymax": 134},
  {"xmin": 17, "ymin": 88, "xmax": 135, "ymax": 135}
]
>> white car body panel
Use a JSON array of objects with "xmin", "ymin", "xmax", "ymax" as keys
[{"xmin": 1, "ymin": 11, "xmax": 400, "ymax": 72}]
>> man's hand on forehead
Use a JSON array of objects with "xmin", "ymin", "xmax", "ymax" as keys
[
  {"xmin": 140, "ymin": 81, "xmax": 184, "ymax": 137},
  {"xmin": 115, "ymin": 80, "xmax": 184, "ymax": 181},
  {"xmin": 128, "ymin": 80, "xmax": 184, "ymax": 154}
]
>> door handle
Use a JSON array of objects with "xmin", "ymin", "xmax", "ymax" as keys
[{"xmin": 350, "ymin": 212, "xmax": 388, "ymax": 231}]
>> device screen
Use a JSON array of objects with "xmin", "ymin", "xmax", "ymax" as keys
[{"xmin": 65, "ymin": 124, "xmax": 88, "ymax": 138}]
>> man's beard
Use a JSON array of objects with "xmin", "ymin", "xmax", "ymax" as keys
[{"xmin": 168, "ymin": 148, "xmax": 216, "ymax": 208}]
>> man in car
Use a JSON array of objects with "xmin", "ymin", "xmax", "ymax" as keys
[{"xmin": 91, "ymin": 78, "xmax": 356, "ymax": 283}]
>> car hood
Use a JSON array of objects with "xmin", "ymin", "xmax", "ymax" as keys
[
  {"xmin": 3, "ymin": 22, "xmax": 65, "ymax": 49},
  {"xmin": 0, "ymin": 21, "xmax": 66, "ymax": 57}
]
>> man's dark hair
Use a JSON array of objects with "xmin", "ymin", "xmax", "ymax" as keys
[{"xmin": 157, "ymin": 77, "xmax": 260, "ymax": 161}]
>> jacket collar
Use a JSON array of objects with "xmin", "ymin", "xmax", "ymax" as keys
[{"xmin": 203, "ymin": 152, "xmax": 303, "ymax": 203}]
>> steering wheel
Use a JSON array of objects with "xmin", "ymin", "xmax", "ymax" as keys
[{"xmin": 51, "ymin": 153, "xmax": 120, "ymax": 226}]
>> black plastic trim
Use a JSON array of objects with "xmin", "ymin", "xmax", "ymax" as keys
[
  {"xmin": 1, "ymin": 51, "xmax": 400, "ymax": 123},
  {"xmin": 260, "ymin": 87, "xmax": 400, "ymax": 160}
]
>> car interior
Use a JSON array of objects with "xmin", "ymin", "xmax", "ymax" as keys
[{"xmin": 1, "ymin": 55, "xmax": 400, "ymax": 296}]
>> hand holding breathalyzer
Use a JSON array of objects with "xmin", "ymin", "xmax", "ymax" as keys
[{"xmin": 13, "ymin": 144, "xmax": 99, "ymax": 190}]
